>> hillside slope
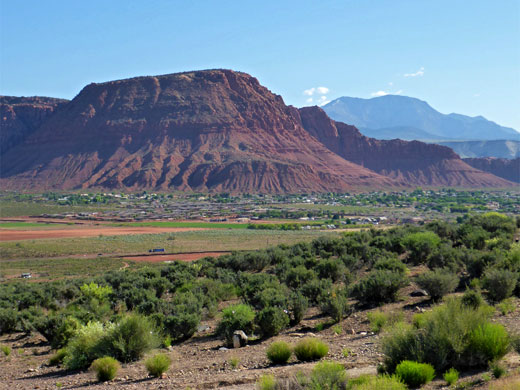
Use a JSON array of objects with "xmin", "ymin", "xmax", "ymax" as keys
[
  {"xmin": 0, "ymin": 70, "xmax": 393, "ymax": 193},
  {"xmin": 323, "ymin": 95, "xmax": 519, "ymax": 141},
  {"xmin": 0, "ymin": 96, "xmax": 69, "ymax": 153},
  {"xmin": 299, "ymin": 106, "xmax": 514, "ymax": 187}
]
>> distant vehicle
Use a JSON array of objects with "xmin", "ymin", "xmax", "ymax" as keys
[
  {"xmin": 21, "ymin": 273, "xmax": 32, "ymax": 279},
  {"xmin": 97, "ymin": 253, "xmax": 103, "ymax": 256},
  {"xmin": 149, "ymin": 248, "xmax": 165, "ymax": 253}
]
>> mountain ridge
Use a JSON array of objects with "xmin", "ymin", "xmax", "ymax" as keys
[{"xmin": 323, "ymin": 95, "xmax": 519, "ymax": 141}]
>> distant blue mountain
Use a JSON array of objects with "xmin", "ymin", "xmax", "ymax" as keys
[{"xmin": 323, "ymin": 95, "xmax": 520, "ymax": 141}]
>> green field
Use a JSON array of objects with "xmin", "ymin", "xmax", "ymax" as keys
[
  {"xmin": 0, "ymin": 229, "xmax": 341, "ymax": 260},
  {"xmin": 0, "ymin": 222, "xmax": 62, "ymax": 228}
]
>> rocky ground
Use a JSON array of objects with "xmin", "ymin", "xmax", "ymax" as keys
[{"xmin": 1, "ymin": 294, "xmax": 519, "ymax": 390}]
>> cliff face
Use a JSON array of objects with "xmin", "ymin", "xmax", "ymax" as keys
[
  {"xmin": 0, "ymin": 96, "xmax": 68, "ymax": 153},
  {"xmin": 299, "ymin": 106, "xmax": 514, "ymax": 187},
  {"xmin": 463, "ymin": 158, "xmax": 520, "ymax": 183},
  {"xmin": 0, "ymin": 70, "xmax": 392, "ymax": 193}
]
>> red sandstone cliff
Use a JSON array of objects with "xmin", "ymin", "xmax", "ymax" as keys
[
  {"xmin": 299, "ymin": 106, "xmax": 514, "ymax": 188},
  {"xmin": 463, "ymin": 157, "xmax": 519, "ymax": 183},
  {"xmin": 0, "ymin": 96, "xmax": 68, "ymax": 153},
  {"xmin": 0, "ymin": 70, "xmax": 393, "ymax": 193}
]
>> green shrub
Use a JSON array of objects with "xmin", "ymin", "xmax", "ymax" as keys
[
  {"xmin": 497, "ymin": 298, "xmax": 515, "ymax": 315},
  {"xmin": 403, "ymin": 231, "xmax": 441, "ymax": 265},
  {"xmin": 382, "ymin": 298, "xmax": 504, "ymax": 371},
  {"xmin": 216, "ymin": 304, "xmax": 255, "ymax": 344},
  {"xmin": 257, "ymin": 374, "xmax": 276, "ymax": 390},
  {"xmin": 288, "ymin": 292, "xmax": 308, "ymax": 325},
  {"xmin": 416, "ymin": 269, "xmax": 459, "ymax": 301},
  {"xmin": 468, "ymin": 323, "xmax": 510, "ymax": 364},
  {"xmin": 320, "ymin": 289, "xmax": 350, "ymax": 323},
  {"xmin": 461, "ymin": 288, "xmax": 484, "ymax": 308},
  {"xmin": 308, "ymin": 361, "xmax": 347, "ymax": 390},
  {"xmin": 266, "ymin": 341, "xmax": 292, "ymax": 365},
  {"xmin": 64, "ymin": 321, "xmax": 109, "ymax": 370},
  {"xmin": 511, "ymin": 334, "xmax": 520, "ymax": 354},
  {"xmin": 49, "ymin": 348, "xmax": 67, "ymax": 365},
  {"xmin": 352, "ymin": 270, "xmax": 408, "ymax": 305},
  {"xmin": 256, "ymin": 307, "xmax": 290, "ymax": 338},
  {"xmin": 229, "ymin": 356, "xmax": 240, "ymax": 369},
  {"xmin": 90, "ymin": 356, "xmax": 120, "ymax": 382},
  {"xmin": 145, "ymin": 353, "xmax": 171, "ymax": 377},
  {"xmin": 0, "ymin": 308, "xmax": 18, "ymax": 334},
  {"xmin": 293, "ymin": 337, "xmax": 329, "ymax": 362},
  {"xmin": 105, "ymin": 314, "xmax": 159, "ymax": 363},
  {"xmin": 395, "ymin": 360, "xmax": 435, "ymax": 388},
  {"xmin": 483, "ymin": 268, "xmax": 518, "ymax": 303},
  {"xmin": 349, "ymin": 375, "xmax": 406, "ymax": 390},
  {"xmin": 1, "ymin": 345, "xmax": 11, "ymax": 356},
  {"xmin": 374, "ymin": 257, "xmax": 408, "ymax": 275},
  {"xmin": 490, "ymin": 362, "xmax": 506, "ymax": 379},
  {"xmin": 443, "ymin": 368, "xmax": 459, "ymax": 386},
  {"xmin": 366, "ymin": 310, "xmax": 404, "ymax": 334}
]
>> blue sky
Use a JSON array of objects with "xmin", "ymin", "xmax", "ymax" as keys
[{"xmin": 1, "ymin": 0, "xmax": 519, "ymax": 129}]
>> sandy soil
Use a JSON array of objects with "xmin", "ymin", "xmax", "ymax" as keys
[
  {"xmin": 123, "ymin": 252, "xmax": 230, "ymax": 263},
  {"xmin": 1, "ymin": 297, "xmax": 518, "ymax": 390},
  {"xmin": 0, "ymin": 227, "xmax": 208, "ymax": 241}
]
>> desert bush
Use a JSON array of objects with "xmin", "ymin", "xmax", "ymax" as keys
[
  {"xmin": 367, "ymin": 310, "xmax": 402, "ymax": 334},
  {"xmin": 497, "ymin": 298, "xmax": 515, "ymax": 315},
  {"xmin": 320, "ymin": 289, "xmax": 350, "ymax": 323},
  {"xmin": 352, "ymin": 270, "xmax": 408, "ymax": 305},
  {"xmin": 395, "ymin": 360, "xmax": 435, "ymax": 388},
  {"xmin": 216, "ymin": 304, "xmax": 255, "ymax": 344},
  {"xmin": 257, "ymin": 307, "xmax": 290, "ymax": 338},
  {"xmin": 443, "ymin": 368, "xmax": 459, "ymax": 386},
  {"xmin": 145, "ymin": 353, "xmax": 171, "ymax": 377},
  {"xmin": 415, "ymin": 268, "xmax": 459, "ymax": 301},
  {"xmin": 461, "ymin": 288, "xmax": 484, "ymax": 308},
  {"xmin": 35, "ymin": 315, "xmax": 81, "ymax": 349},
  {"xmin": 511, "ymin": 334, "xmax": 520, "ymax": 354},
  {"xmin": 257, "ymin": 374, "xmax": 276, "ymax": 390},
  {"xmin": 0, "ymin": 308, "xmax": 18, "ymax": 334},
  {"xmin": 64, "ymin": 321, "xmax": 109, "ymax": 370},
  {"xmin": 308, "ymin": 361, "xmax": 347, "ymax": 390},
  {"xmin": 163, "ymin": 312, "xmax": 200, "ymax": 341},
  {"xmin": 403, "ymin": 231, "xmax": 441, "ymax": 265},
  {"xmin": 483, "ymin": 268, "xmax": 518, "ymax": 302},
  {"xmin": 293, "ymin": 337, "xmax": 329, "ymax": 362},
  {"xmin": 90, "ymin": 356, "xmax": 120, "ymax": 382},
  {"xmin": 49, "ymin": 348, "xmax": 67, "ymax": 365},
  {"xmin": 349, "ymin": 375, "xmax": 405, "ymax": 390},
  {"xmin": 266, "ymin": 341, "xmax": 292, "ymax": 365},
  {"xmin": 288, "ymin": 292, "xmax": 308, "ymax": 325},
  {"xmin": 491, "ymin": 362, "xmax": 506, "ymax": 379},
  {"xmin": 1, "ymin": 345, "xmax": 11, "ymax": 356},
  {"xmin": 382, "ymin": 298, "xmax": 508, "ymax": 371},
  {"xmin": 105, "ymin": 314, "xmax": 159, "ymax": 363},
  {"xmin": 373, "ymin": 257, "xmax": 408, "ymax": 275},
  {"xmin": 468, "ymin": 323, "xmax": 510, "ymax": 364}
]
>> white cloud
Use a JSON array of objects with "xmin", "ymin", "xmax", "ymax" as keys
[
  {"xmin": 317, "ymin": 95, "xmax": 330, "ymax": 106},
  {"xmin": 303, "ymin": 86, "xmax": 329, "ymax": 96},
  {"xmin": 303, "ymin": 88, "xmax": 315, "ymax": 96},
  {"xmin": 388, "ymin": 82, "xmax": 393, "ymax": 86},
  {"xmin": 371, "ymin": 90, "xmax": 389, "ymax": 97},
  {"xmin": 316, "ymin": 86, "xmax": 329, "ymax": 94},
  {"xmin": 404, "ymin": 67, "xmax": 425, "ymax": 77},
  {"xmin": 370, "ymin": 89, "xmax": 403, "ymax": 97},
  {"xmin": 306, "ymin": 97, "xmax": 314, "ymax": 103}
]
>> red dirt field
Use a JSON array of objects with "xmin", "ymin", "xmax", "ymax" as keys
[
  {"xmin": 0, "ymin": 226, "xmax": 208, "ymax": 241},
  {"xmin": 123, "ymin": 251, "xmax": 230, "ymax": 262}
]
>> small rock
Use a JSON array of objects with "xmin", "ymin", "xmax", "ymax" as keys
[
  {"xmin": 349, "ymin": 329, "xmax": 355, "ymax": 335},
  {"xmin": 219, "ymin": 347, "xmax": 229, "ymax": 351},
  {"xmin": 232, "ymin": 330, "xmax": 248, "ymax": 348},
  {"xmin": 411, "ymin": 289, "xmax": 428, "ymax": 297},
  {"xmin": 161, "ymin": 372, "xmax": 167, "ymax": 379}
]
